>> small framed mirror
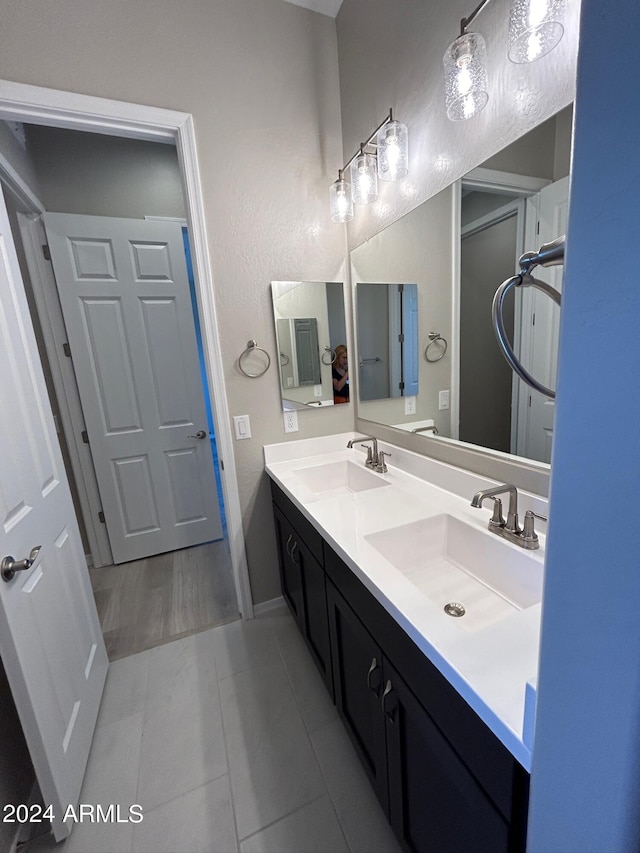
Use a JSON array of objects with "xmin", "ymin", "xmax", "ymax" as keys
[{"xmin": 271, "ymin": 281, "xmax": 348, "ymax": 411}]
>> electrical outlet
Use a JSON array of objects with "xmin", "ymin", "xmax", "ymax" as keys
[
  {"xmin": 404, "ymin": 395, "xmax": 416, "ymax": 415},
  {"xmin": 439, "ymin": 390, "xmax": 450, "ymax": 411},
  {"xmin": 313, "ymin": 384, "xmax": 322, "ymax": 397},
  {"xmin": 283, "ymin": 410, "xmax": 299, "ymax": 433}
]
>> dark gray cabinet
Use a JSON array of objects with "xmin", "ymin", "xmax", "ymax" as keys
[
  {"xmin": 270, "ymin": 480, "xmax": 528, "ymax": 852},
  {"xmin": 272, "ymin": 490, "xmax": 333, "ymax": 697}
]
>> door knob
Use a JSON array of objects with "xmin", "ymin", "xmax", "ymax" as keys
[
  {"xmin": 2, "ymin": 545, "xmax": 41, "ymax": 582},
  {"xmin": 188, "ymin": 430, "xmax": 207, "ymax": 439}
]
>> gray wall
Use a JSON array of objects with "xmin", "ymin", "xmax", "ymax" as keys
[
  {"xmin": 337, "ymin": 0, "xmax": 578, "ymax": 251},
  {"xmin": 0, "ymin": 0, "xmax": 350, "ymax": 607},
  {"xmin": 26, "ymin": 126, "xmax": 187, "ymax": 219}
]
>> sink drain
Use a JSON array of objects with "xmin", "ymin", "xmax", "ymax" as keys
[{"xmin": 444, "ymin": 602, "xmax": 466, "ymax": 618}]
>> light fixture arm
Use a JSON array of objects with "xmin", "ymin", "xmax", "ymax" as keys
[{"xmin": 460, "ymin": 0, "xmax": 494, "ymax": 35}]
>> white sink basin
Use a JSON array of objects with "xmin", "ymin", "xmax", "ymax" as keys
[
  {"xmin": 292, "ymin": 460, "xmax": 390, "ymax": 495},
  {"xmin": 365, "ymin": 514, "xmax": 543, "ymax": 632}
]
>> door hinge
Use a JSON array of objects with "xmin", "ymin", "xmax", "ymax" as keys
[
  {"xmin": 398, "ymin": 333, "xmax": 404, "ymax": 343},
  {"xmin": 219, "ymin": 459, "xmax": 224, "ymax": 471},
  {"xmin": 398, "ymin": 381, "xmax": 405, "ymax": 391},
  {"xmin": 63, "ymin": 342, "xmax": 71, "ymax": 358},
  {"xmin": 536, "ymin": 220, "xmax": 540, "ymax": 235},
  {"xmin": 81, "ymin": 430, "xmax": 89, "ymax": 444},
  {"xmin": 532, "ymin": 313, "xmax": 536, "ymax": 326},
  {"xmin": 98, "ymin": 511, "xmax": 105, "ymax": 524},
  {"xmin": 42, "ymin": 243, "xmax": 51, "ymax": 261}
]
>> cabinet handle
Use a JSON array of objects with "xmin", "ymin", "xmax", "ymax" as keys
[
  {"xmin": 366, "ymin": 657, "xmax": 381, "ymax": 697},
  {"xmin": 285, "ymin": 534, "xmax": 293, "ymax": 557},
  {"xmin": 381, "ymin": 680, "xmax": 397, "ymax": 724},
  {"xmin": 290, "ymin": 540, "xmax": 299, "ymax": 564}
]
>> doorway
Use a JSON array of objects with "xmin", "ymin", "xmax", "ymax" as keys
[{"xmin": 0, "ymin": 81, "xmax": 253, "ymax": 634}]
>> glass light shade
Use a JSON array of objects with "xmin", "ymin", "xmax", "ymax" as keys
[
  {"xmin": 329, "ymin": 177, "xmax": 353, "ymax": 223},
  {"xmin": 443, "ymin": 32, "xmax": 489, "ymax": 121},
  {"xmin": 508, "ymin": 0, "xmax": 566, "ymax": 63},
  {"xmin": 376, "ymin": 120, "xmax": 409, "ymax": 182},
  {"xmin": 350, "ymin": 151, "xmax": 378, "ymax": 205}
]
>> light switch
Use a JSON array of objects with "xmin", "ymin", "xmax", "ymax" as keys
[
  {"xmin": 233, "ymin": 414, "xmax": 252, "ymax": 440},
  {"xmin": 405, "ymin": 395, "xmax": 416, "ymax": 415},
  {"xmin": 438, "ymin": 390, "xmax": 450, "ymax": 411}
]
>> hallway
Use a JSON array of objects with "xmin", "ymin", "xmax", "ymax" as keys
[{"xmin": 90, "ymin": 539, "xmax": 240, "ymax": 661}]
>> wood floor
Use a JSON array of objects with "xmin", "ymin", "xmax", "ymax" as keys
[{"xmin": 89, "ymin": 538, "xmax": 240, "ymax": 661}]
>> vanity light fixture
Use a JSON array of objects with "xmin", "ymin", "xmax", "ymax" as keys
[
  {"xmin": 444, "ymin": 0, "xmax": 566, "ymax": 121},
  {"xmin": 443, "ymin": 0, "xmax": 491, "ymax": 121},
  {"xmin": 329, "ymin": 109, "xmax": 409, "ymax": 223},
  {"xmin": 507, "ymin": 0, "xmax": 566, "ymax": 63}
]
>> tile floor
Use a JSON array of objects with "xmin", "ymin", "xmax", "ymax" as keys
[{"xmin": 26, "ymin": 604, "xmax": 401, "ymax": 853}]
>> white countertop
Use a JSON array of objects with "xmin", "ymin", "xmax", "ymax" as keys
[{"xmin": 264, "ymin": 432, "xmax": 545, "ymax": 771}]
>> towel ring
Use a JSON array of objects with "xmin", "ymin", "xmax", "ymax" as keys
[
  {"xmin": 492, "ymin": 273, "xmax": 561, "ymax": 399},
  {"xmin": 280, "ymin": 351, "xmax": 290, "ymax": 367},
  {"xmin": 424, "ymin": 332, "xmax": 447, "ymax": 363},
  {"xmin": 239, "ymin": 340, "xmax": 271, "ymax": 378},
  {"xmin": 321, "ymin": 346, "xmax": 336, "ymax": 365}
]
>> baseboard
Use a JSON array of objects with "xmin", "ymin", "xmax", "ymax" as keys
[{"xmin": 252, "ymin": 595, "xmax": 286, "ymax": 617}]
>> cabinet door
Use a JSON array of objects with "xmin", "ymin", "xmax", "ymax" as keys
[
  {"xmin": 273, "ymin": 505, "xmax": 305, "ymax": 630},
  {"xmin": 327, "ymin": 580, "xmax": 389, "ymax": 812},
  {"xmin": 298, "ymin": 538, "xmax": 333, "ymax": 697},
  {"xmin": 383, "ymin": 659, "xmax": 510, "ymax": 853}
]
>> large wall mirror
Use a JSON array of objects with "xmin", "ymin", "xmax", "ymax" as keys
[
  {"xmin": 272, "ymin": 280, "xmax": 348, "ymax": 411},
  {"xmin": 352, "ymin": 105, "xmax": 572, "ymax": 466}
]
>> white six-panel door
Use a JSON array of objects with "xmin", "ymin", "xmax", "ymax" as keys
[
  {"xmin": 518, "ymin": 177, "xmax": 569, "ymax": 463},
  {"xmin": 43, "ymin": 214, "xmax": 223, "ymax": 564},
  {"xmin": 0, "ymin": 190, "xmax": 108, "ymax": 840}
]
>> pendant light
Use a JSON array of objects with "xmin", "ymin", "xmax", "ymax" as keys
[
  {"xmin": 329, "ymin": 171, "xmax": 353, "ymax": 223},
  {"xmin": 376, "ymin": 118, "xmax": 409, "ymax": 181},
  {"xmin": 350, "ymin": 147, "xmax": 378, "ymax": 205},
  {"xmin": 508, "ymin": 0, "xmax": 566, "ymax": 63},
  {"xmin": 443, "ymin": 30, "xmax": 489, "ymax": 121}
]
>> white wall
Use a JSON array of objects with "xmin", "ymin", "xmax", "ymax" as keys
[{"xmin": 0, "ymin": 0, "xmax": 349, "ymax": 605}]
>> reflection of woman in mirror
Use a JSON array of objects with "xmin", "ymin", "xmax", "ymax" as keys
[{"xmin": 333, "ymin": 344, "xmax": 349, "ymax": 404}]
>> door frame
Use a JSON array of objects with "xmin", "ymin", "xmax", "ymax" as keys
[{"xmin": 0, "ymin": 78, "xmax": 254, "ymax": 618}]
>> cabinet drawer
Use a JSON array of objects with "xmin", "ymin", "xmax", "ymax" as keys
[{"xmin": 271, "ymin": 480, "xmax": 323, "ymax": 564}]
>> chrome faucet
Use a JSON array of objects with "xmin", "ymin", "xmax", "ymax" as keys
[
  {"xmin": 471, "ymin": 484, "xmax": 543, "ymax": 550},
  {"xmin": 347, "ymin": 436, "xmax": 379, "ymax": 469},
  {"xmin": 411, "ymin": 425, "xmax": 439, "ymax": 435}
]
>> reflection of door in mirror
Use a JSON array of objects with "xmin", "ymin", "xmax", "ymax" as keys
[
  {"xmin": 459, "ymin": 176, "xmax": 568, "ymax": 464},
  {"xmin": 460, "ymin": 197, "xmax": 521, "ymax": 453},
  {"xmin": 357, "ymin": 283, "xmax": 418, "ymax": 401}
]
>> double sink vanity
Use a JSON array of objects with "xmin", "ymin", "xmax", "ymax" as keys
[{"xmin": 265, "ymin": 432, "xmax": 546, "ymax": 852}]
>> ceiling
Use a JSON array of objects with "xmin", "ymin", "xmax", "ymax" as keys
[{"xmin": 280, "ymin": 0, "xmax": 343, "ymax": 17}]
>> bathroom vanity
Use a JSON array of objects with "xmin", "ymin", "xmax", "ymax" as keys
[{"xmin": 265, "ymin": 433, "xmax": 546, "ymax": 853}]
